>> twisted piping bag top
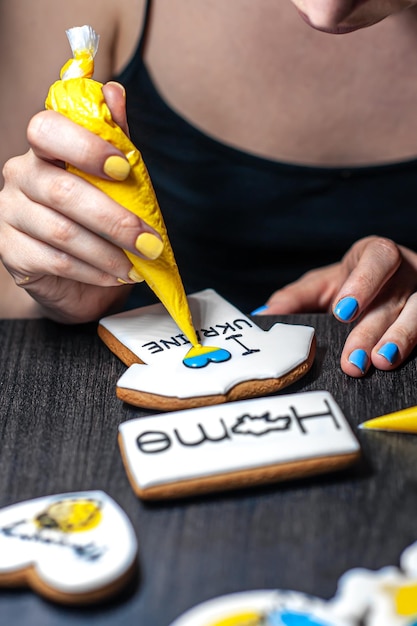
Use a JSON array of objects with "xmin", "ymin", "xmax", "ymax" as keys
[
  {"xmin": 60, "ymin": 25, "xmax": 98, "ymax": 80},
  {"xmin": 45, "ymin": 25, "xmax": 200, "ymax": 349}
]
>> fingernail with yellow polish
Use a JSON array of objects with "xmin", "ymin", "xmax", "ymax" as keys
[
  {"xmin": 135, "ymin": 232, "xmax": 164, "ymax": 260},
  {"xmin": 103, "ymin": 155, "xmax": 131, "ymax": 181},
  {"xmin": 128, "ymin": 268, "xmax": 145, "ymax": 283}
]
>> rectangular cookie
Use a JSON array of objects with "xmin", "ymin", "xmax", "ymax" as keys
[{"xmin": 118, "ymin": 390, "xmax": 360, "ymax": 499}]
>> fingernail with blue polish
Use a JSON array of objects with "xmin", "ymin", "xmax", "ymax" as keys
[
  {"xmin": 250, "ymin": 305, "xmax": 269, "ymax": 315},
  {"xmin": 334, "ymin": 296, "xmax": 359, "ymax": 322},
  {"xmin": 377, "ymin": 342, "xmax": 399, "ymax": 365},
  {"xmin": 348, "ymin": 349, "xmax": 368, "ymax": 374}
]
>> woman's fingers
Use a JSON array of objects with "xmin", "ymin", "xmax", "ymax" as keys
[
  {"xmin": 0, "ymin": 173, "xmax": 130, "ymax": 290},
  {"xmin": 340, "ymin": 275, "xmax": 417, "ymax": 377},
  {"xmin": 332, "ymin": 236, "xmax": 401, "ymax": 323},
  {"xmin": 3, "ymin": 152, "xmax": 159, "ymax": 263},
  {"xmin": 332, "ymin": 238, "xmax": 417, "ymax": 376},
  {"xmin": 372, "ymin": 293, "xmax": 417, "ymax": 369},
  {"xmin": 1, "ymin": 220, "xmax": 127, "ymax": 288},
  {"xmin": 102, "ymin": 81, "xmax": 130, "ymax": 136},
  {"xmin": 0, "ymin": 86, "xmax": 152, "ymax": 324},
  {"xmin": 255, "ymin": 235, "xmax": 417, "ymax": 378},
  {"xmin": 27, "ymin": 110, "xmax": 130, "ymax": 181}
]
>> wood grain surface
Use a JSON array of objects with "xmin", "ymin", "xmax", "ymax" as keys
[{"xmin": 0, "ymin": 314, "xmax": 416, "ymax": 625}]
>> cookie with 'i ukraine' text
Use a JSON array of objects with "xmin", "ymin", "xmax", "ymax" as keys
[{"xmin": 98, "ymin": 289, "xmax": 316, "ymax": 411}]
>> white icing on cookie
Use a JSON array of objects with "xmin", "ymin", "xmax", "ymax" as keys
[
  {"xmin": 401, "ymin": 540, "xmax": 417, "ymax": 577},
  {"xmin": 169, "ymin": 540, "xmax": 417, "ymax": 625},
  {"xmin": 0, "ymin": 491, "xmax": 137, "ymax": 600},
  {"xmin": 119, "ymin": 391, "xmax": 360, "ymax": 493},
  {"xmin": 329, "ymin": 542, "xmax": 417, "ymax": 625},
  {"xmin": 169, "ymin": 589, "xmax": 352, "ymax": 626},
  {"xmin": 100, "ymin": 289, "xmax": 315, "ymax": 400}
]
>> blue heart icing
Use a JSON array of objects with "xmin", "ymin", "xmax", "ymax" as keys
[{"xmin": 183, "ymin": 348, "xmax": 231, "ymax": 369}]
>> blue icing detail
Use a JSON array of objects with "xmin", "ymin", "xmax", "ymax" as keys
[
  {"xmin": 268, "ymin": 610, "xmax": 329, "ymax": 626},
  {"xmin": 183, "ymin": 348, "xmax": 231, "ymax": 369}
]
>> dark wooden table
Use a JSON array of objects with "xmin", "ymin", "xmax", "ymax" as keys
[{"xmin": 0, "ymin": 313, "xmax": 416, "ymax": 625}]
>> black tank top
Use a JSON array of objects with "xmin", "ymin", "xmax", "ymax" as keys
[{"xmin": 115, "ymin": 0, "xmax": 417, "ymax": 313}]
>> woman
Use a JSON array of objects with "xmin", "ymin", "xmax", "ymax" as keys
[{"xmin": 1, "ymin": 0, "xmax": 417, "ymax": 377}]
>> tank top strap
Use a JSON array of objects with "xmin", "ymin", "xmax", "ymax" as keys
[{"xmin": 138, "ymin": 0, "xmax": 153, "ymax": 57}]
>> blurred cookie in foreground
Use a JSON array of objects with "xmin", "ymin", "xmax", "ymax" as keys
[{"xmin": 0, "ymin": 491, "xmax": 137, "ymax": 604}]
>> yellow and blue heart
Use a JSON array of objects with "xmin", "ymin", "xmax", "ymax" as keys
[{"xmin": 183, "ymin": 345, "xmax": 231, "ymax": 369}]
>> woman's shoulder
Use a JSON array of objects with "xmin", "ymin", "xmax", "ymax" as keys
[{"xmin": 0, "ymin": 0, "xmax": 147, "ymax": 82}]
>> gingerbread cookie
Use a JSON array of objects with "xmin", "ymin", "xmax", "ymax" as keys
[
  {"xmin": 118, "ymin": 391, "xmax": 360, "ymax": 500},
  {"xmin": 0, "ymin": 491, "xmax": 137, "ymax": 604},
  {"xmin": 98, "ymin": 289, "xmax": 316, "ymax": 410}
]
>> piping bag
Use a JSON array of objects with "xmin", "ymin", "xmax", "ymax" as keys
[{"xmin": 45, "ymin": 25, "xmax": 201, "ymax": 351}]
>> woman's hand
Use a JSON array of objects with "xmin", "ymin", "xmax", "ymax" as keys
[
  {"xmin": 0, "ymin": 82, "xmax": 158, "ymax": 323},
  {"xmin": 254, "ymin": 236, "xmax": 417, "ymax": 377}
]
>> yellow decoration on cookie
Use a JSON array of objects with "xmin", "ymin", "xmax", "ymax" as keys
[
  {"xmin": 45, "ymin": 25, "xmax": 198, "ymax": 348},
  {"xmin": 395, "ymin": 582, "xmax": 417, "ymax": 616},
  {"xmin": 35, "ymin": 498, "xmax": 102, "ymax": 533},
  {"xmin": 209, "ymin": 612, "xmax": 262, "ymax": 626},
  {"xmin": 183, "ymin": 344, "xmax": 231, "ymax": 368}
]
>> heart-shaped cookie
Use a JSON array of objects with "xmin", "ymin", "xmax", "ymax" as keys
[{"xmin": 0, "ymin": 491, "xmax": 137, "ymax": 604}]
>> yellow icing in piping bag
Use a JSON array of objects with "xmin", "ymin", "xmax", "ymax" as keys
[
  {"xmin": 45, "ymin": 25, "xmax": 199, "ymax": 349},
  {"xmin": 359, "ymin": 405, "xmax": 417, "ymax": 433}
]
